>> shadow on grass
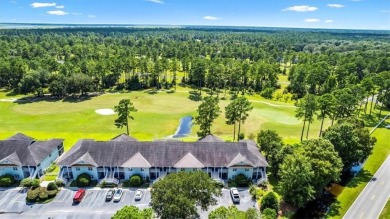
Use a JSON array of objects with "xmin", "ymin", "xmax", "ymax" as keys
[
  {"xmin": 14, "ymin": 95, "xmax": 93, "ymax": 104},
  {"xmin": 339, "ymin": 169, "xmax": 373, "ymax": 188},
  {"xmin": 188, "ymin": 90, "xmax": 202, "ymax": 101},
  {"xmin": 360, "ymin": 114, "xmax": 380, "ymax": 127},
  {"xmin": 145, "ymin": 89, "xmax": 158, "ymax": 95}
]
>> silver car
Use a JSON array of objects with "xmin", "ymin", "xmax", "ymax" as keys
[
  {"xmin": 113, "ymin": 188, "xmax": 123, "ymax": 202},
  {"xmin": 230, "ymin": 187, "xmax": 240, "ymax": 203},
  {"xmin": 134, "ymin": 189, "xmax": 143, "ymax": 201}
]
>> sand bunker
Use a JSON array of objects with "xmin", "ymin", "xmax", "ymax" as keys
[
  {"xmin": 95, "ymin": 109, "xmax": 115, "ymax": 115},
  {"xmin": 0, "ymin": 98, "xmax": 18, "ymax": 102}
]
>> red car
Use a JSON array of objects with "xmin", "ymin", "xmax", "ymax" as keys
[{"xmin": 73, "ymin": 189, "xmax": 86, "ymax": 203}]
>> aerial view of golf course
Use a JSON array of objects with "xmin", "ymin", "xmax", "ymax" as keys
[{"xmin": 0, "ymin": 2, "xmax": 389, "ymax": 217}]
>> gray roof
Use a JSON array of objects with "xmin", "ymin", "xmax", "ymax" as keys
[
  {"xmin": 198, "ymin": 134, "xmax": 224, "ymax": 143},
  {"xmin": 111, "ymin": 133, "xmax": 138, "ymax": 142},
  {"xmin": 58, "ymin": 138, "xmax": 268, "ymax": 168},
  {"xmin": 0, "ymin": 134, "xmax": 64, "ymax": 166}
]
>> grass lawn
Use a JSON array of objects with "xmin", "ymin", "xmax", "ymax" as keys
[
  {"xmin": 326, "ymin": 114, "xmax": 390, "ymax": 218},
  {"xmin": 380, "ymin": 201, "xmax": 390, "ymax": 219}
]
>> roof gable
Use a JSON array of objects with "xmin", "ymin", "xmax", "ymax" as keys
[
  {"xmin": 228, "ymin": 153, "xmax": 255, "ymax": 167},
  {"xmin": 174, "ymin": 153, "xmax": 204, "ymax": 168},
  {"xmin": 111, "ymin": 133, "xmax": 137, "ymax": 142},
  {"xmin": 198, "ymin": 134, "xmax": 224, "ymax": 143},
  {"xmin": 0, "ymin": 152, "xmax": 22, "ymax": 166},
  {"xmin": 122, "ymin": 152, "xmax": 151, "ymax": 168},
  {"xmin": 71, "ymin": 152, "xmax": 98, "ymax": 167},
  {"xmin": 7, "ymin": 133, "xmax": 34, "ymax": 141}
]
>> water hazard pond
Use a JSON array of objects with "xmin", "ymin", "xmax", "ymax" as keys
[{"xmin": 171, "ymin": 116, "xmax": 193, "ymax": 138}]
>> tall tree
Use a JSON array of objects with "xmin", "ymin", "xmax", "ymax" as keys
[
  {"xmin": 323, "ymin": 118, "xmax": 376, "ymax": 172},
  {"xmin": 112, "ymin": 206, "xmax": 153, "ymax": 219},
  {"xmin": 195, "ymin": 96, "xmax": 221, "ymax": 138},
  {"xmin": 317, "ymin": 93, "xmax": 335, "ymax": 136},
  {"xmin": 235, "ymin": 97, "xmax": 253, "ymax": 140},
  {"xmin": 225, "ymin": 101, "xmax": 238, "ymax": 141},
  {"xmin": 295, "ymin": 94, "xmax": 317, "ymax": 141},
  {"xmin": 151, "ymin": 171, "xmax": 221, "ymax": 219},
  {"xmin": 114, "ymin": 99, "xmax": 138, "ymax": 135}
]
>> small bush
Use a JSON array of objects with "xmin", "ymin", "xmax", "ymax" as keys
[
  {"xmin": 0, "ymin": 174, "xmax": 15, "ymax": 187},
  {"xmin": 38, "ymin": 189, "xmax": 49, "ymax": 201},
  {"xmin": 47, "ymin": 182, "xmax": 58, "ymax": 191},
  {"xmin": 26, "ymin": 188, "xmax": 40, "ymax": 202},
  {"xmin": 76, "ymin": 173, "xmax": 91, "ymax": 187},
  {"xmin": 47, "ymin": 190, "xmax": 58, "ymax": 198},
  {"xmin": 233, "ymin": 173, "xmax": 251, "ymax": 187},
  {"xmin": 129, "ymin": 175, "xmax": 143, "ymax": 187},
  {"xmin": 262, "ymin": 208, "xmax": 277, "ymax": 219},
  {"xmin": 238, "ymin": 133, "xmax": 245, "ymax": 140},
  {"xmin": 261, "ymin": 192, "xmax": 279, "ymax": 212},
  {"xmin": 46, "ymin": 163, "xmax": 56, "ymax": 173},
  {"xmin": 249, "ymin": 185, "xmax": 257, "ymax": 198},
  {"xmin": 260, "ymin": 88, "xmax": 275, "ymax": 99},
  {"xmin": 55, "ymin": 179, "xmax": 65, "ymax": 187},
  {"xmin": 20, "ymin": 178, "xmax": 40, "ymax": 188}
]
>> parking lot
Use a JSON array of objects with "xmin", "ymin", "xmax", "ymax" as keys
[{"xmin": 0, "ymin": 187, "xmax": 255, "ymax": 219}]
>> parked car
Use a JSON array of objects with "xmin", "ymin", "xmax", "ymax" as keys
[
  {"xmin": 230, "ymin": 187, "xmax": 240, "ymax": 203},
  {"xmin": 105, "ymin": 189, "xmax": 115, "ymax": 201},
  {"xmin": 385, "ymin": 125, "xmax": 390, "ymax": 129},
  {"xmin": 113, "ymin": 188, "xmax": 123, "ymax": 202},
  {"xmin": 134, "ymin": 189, "xmax": 143, "ymax": 201},
  {"xmin": 73, "ymin": 189, "xmax": 86, "ymax": 203}
]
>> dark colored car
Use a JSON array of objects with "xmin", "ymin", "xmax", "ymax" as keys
[
  {"xmin": 73, "ymin": 189, "xmax": 86, "ymax": 203},
  {"xmin": 105, "ymin": 189, "xmax": 115, "ymax": 201}
]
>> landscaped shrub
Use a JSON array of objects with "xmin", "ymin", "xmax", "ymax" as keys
[
  {"xmin": 55, "ymin": 179, "xmax": 65, "ymax": 187},
  {"xmin": 76, "ymin": 173, "xmax": 91, "ymax": 187},
  {"xmin": 47, "ymin": 182, "xmax": 58, "ymax": 191},
  {"xmin": 47, "ymin": 190, "xmax": 58, "ymax": 198},
  {"xmin": 129, "ymin": 175, "xmax": 143, "ymax": 187},
  {"xmin": 233, "ymin": 173, "xmax": 251, "ymax": 187},
  {"xmin": 262, "ymin": 208, "xmax": 277, "ymax": 219},
  {"xmin": 261, "ymin": 192, "xmax": 279, "ymax": 212},
  {"xmin": 26, "ymin": 188, "xmax": 40, "ymax": 202},
  {"xmin": 0, "ymin": 174, "xmax": 15, "ymax": 187},
  {"xmin": 20, "ymin": 178, "xmax": 40, "ymax": 188},
  {"xmin": 38, "ymin": 189, "xmax": 49, "ymax": 201},
  {"xmin": 238, "ymin": 133, "xmax": 245, "ymax": 140},
  {"xmin": 46, "ymin": 163, "xmax": 56, "ymax": 173}
]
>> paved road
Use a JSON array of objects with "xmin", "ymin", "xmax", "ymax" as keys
[{"xmin": 343, "ymin": 155, "xmax": 390, "ymax": 219}]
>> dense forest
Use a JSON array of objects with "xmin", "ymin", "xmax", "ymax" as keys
[{"xmin": 0, "ymin": 27, "xmax": 389, "ymax": 107}]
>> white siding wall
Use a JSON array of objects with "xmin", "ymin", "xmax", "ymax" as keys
[
  {"xmin": 124, "ymin": 168, "xmax": 149, "ymax": 180},
  {"xmin": 71, "ymin": 166, "xmax": 98, "ymax": 180},
  {"xmin": 228, "ymin": 167, "xmax": 253, "ymax": 179},
  {"xmin": 0, "ymin": 166, "xmax": 25, "ymax": 180}
]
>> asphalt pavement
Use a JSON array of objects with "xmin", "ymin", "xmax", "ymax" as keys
[{"xmin": 343, "ymin": 155, "xmax": 390, "ymax": 219}]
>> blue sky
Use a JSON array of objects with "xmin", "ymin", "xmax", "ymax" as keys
[{"xmin": 1, "ymin": 0, "xmax": 389, "ymax": 30}]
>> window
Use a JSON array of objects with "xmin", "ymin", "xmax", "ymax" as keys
[
  {"xmin": 13, "ymin": 167, "xmax": 18, "ymax": 170},
  {"xmin": 233, "ymin": 168, "xmax": 237, "ymax": 171},
  {"xmin": 193, "ymin": 168, "xmax": 197, "ymax": 171},
  {"xmin": 14, "ymin": 174, "xmax": 19, "ymax": 179},
  {"xmin": 128, "ymin": 168, "xmax": 132, "ymax": 171},
  {"xmin": 181, "ymin": 168, "xmax": 185, "ymax": 171},
  {"xmin": 88, "ymin": 167, "xmax": 92, "ymax": 171},
  {"xmin": 76, "ymin": 167, "xmax": 80, "ymax": 171},
  {"xmin": 245, "ymin": 169, "xmax": 249, "ymax": 171},
  {"xmin": 49, "ymin": 153, "xmax": 52, "ymax": 157},
  {"xmin": 141, "ymin": 168, "xmax": 144, "ymax": 171}
]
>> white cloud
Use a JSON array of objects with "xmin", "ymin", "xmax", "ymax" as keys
[
  {"xmin": 203, "ymin": 16, "xmax": 220, "ymax": 20},
  {"xmin": 304, "ymin": 18, "xmax": 321, "ymax": 22},
  {"xmin": 31, "ymin": 2, "xmax": 56, "ymax": 8},
  {"xmin": 55, "ymin": 5, "xmax": 64, "ymax": 9},
  {"xmin": 47, "ymin": 10, "xmax": 68, "ymax": 15},
  {"xmin": 147, "ymin": 0, "xmax": 164, "ymax": 4},
  {"xmin": 88, "ymin": 15, "xmax": 96, "ymax": 18},
  {"xmin": 324, "ymin": 20, "xmax": 334, "ymax": 23},
  {"xmin": 381, "ymin": 10, "xmax": 389, "ymax": 13},
  {"xmin": 328, "ymin": 4, "xmax": 344, "ymax": 8},
  {"xmin": 283, "ymin": 5, "xmax": 318, "ymax": 12}
]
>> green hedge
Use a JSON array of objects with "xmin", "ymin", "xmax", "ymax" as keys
[
  {"xmin": 76, "ymin": 173, "xmax": 91, "ymax": 187},
  {"xmin": 0, "ymin": 174, "xmax": 15, "ymax": 187},
  {"xmin": 26, "ymin": 187, "xmax": 58, "ymax": 203},
  {"xmin": 123, "ymin": 174, "xmax": 143, "ymax": 187},
  {"xmin": 47, "ymin": 182, "xmax": 58, "ymax": 191},
  {"xmin": 20, "ymin": 178, "xmax": 40, "ymax": 188}
]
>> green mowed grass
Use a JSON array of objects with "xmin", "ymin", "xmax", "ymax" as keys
[
  {"xmin": 0, "ymin": 88, "xmax": 328, "ymax": 146},
  {"xmin": 380, "ymin": 201, "xmax": 390, "ymax": 219},
  {"xmin": 327, "ymin": 126, "xmax": 390, "ymax": 219}
]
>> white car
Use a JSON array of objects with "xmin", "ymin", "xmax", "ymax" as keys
[
  {"xmin": 230, "ymin": 187, "xmax": 240, "ymax": 203},
  {"xmin": 385, "ymin": 125, "xmax": 390, "ymax": 129},
  {"xmin": 134, "ymin": 189, "xmax": 143, "ymax": 201},
  {"xmin": 113, "ymin": 188, "xmax": 123, "ymax": 202}
]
